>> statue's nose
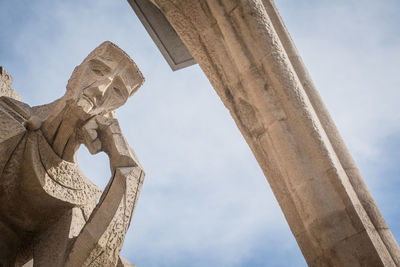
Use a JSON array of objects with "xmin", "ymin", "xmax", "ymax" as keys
[
  {"xmin": 86, "ymin": 77, "xmax": 113, "ymax": 97},
  {"xmin": 96, "ymin": 77, "xmax": 113, "ymax": 94}
]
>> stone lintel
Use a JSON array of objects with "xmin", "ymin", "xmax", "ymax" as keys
[{"xmin": 127, "ymin": 0, "xmax": 196, "ymax": 71}]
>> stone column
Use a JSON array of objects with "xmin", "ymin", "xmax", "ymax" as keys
[{"xmin": 150, "ymin": 0, "xmax": 400, "ymax": 265}]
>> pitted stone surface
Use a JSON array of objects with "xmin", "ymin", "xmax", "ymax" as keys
[
  {"xmin": 148, "ymin": 0, "xmax": 400, "ymax": 265},
  {"xmin": 0, "ymin": 42, "xmax": 144, "ymax": 267},
  {"xmin": 0, "ymin": 67, "xmax": 20, "ymax": 100}
]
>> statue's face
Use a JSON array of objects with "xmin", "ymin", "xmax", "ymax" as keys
[
  {"xmin": 68, "ymin": 42, "xmax": 143, "ymax": 117},
  {"xmin": 75, "ymin": 58, "xmax": 130, "ymax": 115}
]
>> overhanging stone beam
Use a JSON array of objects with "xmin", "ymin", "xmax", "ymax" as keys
[
  {"xmin": 148, "ymin": 0, "xmax": 400, "ymax": 265},
  {"xmin": 127, "ymin": 0, "xmax": 196, "ymax": 70}
]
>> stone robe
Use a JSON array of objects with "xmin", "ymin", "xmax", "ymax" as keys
[{"xmin": 0, "ymin": 96, "xmax": 143, "ymax": 266}]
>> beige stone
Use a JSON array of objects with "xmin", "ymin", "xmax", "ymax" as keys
[
  {"xmin": 0, "ymin": 42, "xmax": 144, "ymax": 267},
  {"xmin": 0, "ymin": 67, "xmax": 20, "ymax": 101},
  {"xmin": 149, "ymin": 0, "xmax": 400, "ymax": 265}
]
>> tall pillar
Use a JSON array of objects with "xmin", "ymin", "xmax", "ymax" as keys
[{"xmin": 150, "ymin": 0, "xmax": 400, "ymax": 265}]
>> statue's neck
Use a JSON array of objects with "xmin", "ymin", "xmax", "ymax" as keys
[{"xmin": 41, "ymin": 100, "xmax": 86, "ymax": 162}]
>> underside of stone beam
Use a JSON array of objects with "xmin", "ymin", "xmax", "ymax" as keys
[{"xmin": 149, "ymin": 0, "xmax": 400, "ymax": 265}]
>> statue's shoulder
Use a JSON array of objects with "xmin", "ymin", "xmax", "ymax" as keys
[
  {"xmin": 0, "ymin": 96, "xmax": 31, "ymax": 134},
  {"xmin": 32, "ymin": 98, "xmax": 62, "ymax": 121},
  {"xmin": 0, "ymin": 96, "xmax": 30, "ymax": 176},
  {"xmin": 0, "ymin": 96, "xmax": 32, "ymax": 137},
  {"xmin": 0, "ymin": 96, "xmax": 32, "ymax": 121}
]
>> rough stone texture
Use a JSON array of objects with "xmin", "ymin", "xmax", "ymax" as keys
[
  {"xmin": 0, "ymin": 67, "xmax": 20, "ymax": 101},
  {"xmin": 150, "ymin": 0, "xmax": 400, "ymax": 266},
  {"xmin": 0, "ymin": 42, "xmax": 143, "ymax": 267}
]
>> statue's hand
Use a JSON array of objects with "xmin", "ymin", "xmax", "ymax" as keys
[
  {"xmin": 81, "ymin": 117, "xmax": 102, "ymax": 154},
  {"xmin": 81, "ymin": 115, "xmax": 139, "ymax": 171}
]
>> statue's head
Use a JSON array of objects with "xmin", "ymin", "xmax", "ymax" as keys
[{"xmin": 66, "ymin": 41, "xmax": 144, "ymax": 116}]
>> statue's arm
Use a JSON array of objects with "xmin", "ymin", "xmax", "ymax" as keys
[
  {"xmin": 80, "ymin": 115, "xmax": 141, "ymax": 170},
  {"xmin": 66, "ymin": 115, "xmax": 144, "ymax": 266}
]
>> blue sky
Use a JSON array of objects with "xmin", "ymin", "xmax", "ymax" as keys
[{"xmin": 1, "ymin": 0, "xmax": 399, "ymax": 266}]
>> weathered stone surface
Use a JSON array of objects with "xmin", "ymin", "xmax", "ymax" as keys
[
  {"xmin": 149, "ymin": 0, "xmax": 400, "ymax": 265},
  {"xmin": 0, "ymin": 42, "xmax": 144, "ymax": 267},
  {"xmin": 0, "ymin": 66, "xmax": 20, "ymax": 100}
]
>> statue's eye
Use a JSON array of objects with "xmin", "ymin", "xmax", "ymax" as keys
[
  {"xmin": 113, "ymin": 87, "xmax": 123, "ymax": 97},
  {"xmin": 92, "ymin": 68, "xmax": 104, "ymax": 76},
  {"xmin": 89, "ymin": 59, "xmax": 111, "ymax": 77},
  {"xmin": 111, "ymin": 77, "xmax": 128, "ymax": 99}
]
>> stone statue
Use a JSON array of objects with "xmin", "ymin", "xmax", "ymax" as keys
[{"xmin": 0, "ymin": 42, "xmax": 144, "ymax": 267}]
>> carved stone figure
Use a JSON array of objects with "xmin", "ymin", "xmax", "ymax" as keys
[{"xmin": 0, "ymin": 42, "xmax": 144, "ymax": 267}]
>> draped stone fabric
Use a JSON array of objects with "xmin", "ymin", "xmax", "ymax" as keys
[{"xmin": 0, "ymin": 42, "xmax": 144, "ymax": 267}]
